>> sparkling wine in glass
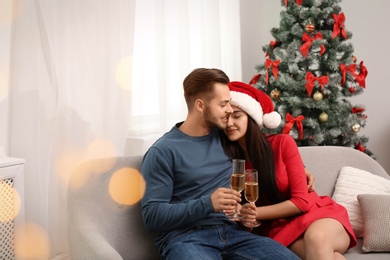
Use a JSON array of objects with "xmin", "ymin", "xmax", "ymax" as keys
[
  {"xmin": 227, "ymin": 159, "xmax": 245, "ymax": 219},
  {"xmin": 244, "ymin": 169, "xmax": 261, "ymax": 227}
]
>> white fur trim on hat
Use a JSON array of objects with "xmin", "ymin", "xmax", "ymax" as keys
[
  {"xmin": 230, "ymin": 91, "xmax": 281, "ymax": 129},
  {"xmin": 230, "ymin": 91, "xmax": 264, "ymax": 127}
]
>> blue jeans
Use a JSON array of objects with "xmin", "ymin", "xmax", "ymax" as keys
[{"xmin": 161, "ymin": 225, "xmax": 299, "ymax": 260}]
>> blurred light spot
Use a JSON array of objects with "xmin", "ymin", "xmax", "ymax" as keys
[
  {"xmin": 0, "ymin": 181, "xmax": 21, "ymax": 222},
  {"xmin": 109, "ymin": 167, "xmax": 145, "ymax": 205},
  {"xmin": 57, "ymin": 139, "xmax": 117, "ymax": 189},
  {"xmin": 14, "ymin": 222, "xmax": 50, "ymax": 259},
  {"xmin": 0, "ymin": 70, "xmax": 7, "ymax": 102},
  {"xmin": 0, "ymin": 0, "xmax": 25, "ymax": 27},
  {"xmin": 115, "ymin": 55, "xmax": 132, "ymax": 90},
  {"xmin": 86, "ymin": 139, "xmax": 116, "ymax": 159},
  {"xmin": 57, "ymin": 150, "xmax": 85, "ymax": 188}
]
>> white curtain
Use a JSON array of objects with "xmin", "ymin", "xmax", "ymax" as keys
[{"xmin": 9, "ymin": 0, "xmax": 241, "ymax": 257}]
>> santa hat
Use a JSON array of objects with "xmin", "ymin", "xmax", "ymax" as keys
[{"xmin": 228, "ymin": 81, "xmax": 281, "ymax": 129}]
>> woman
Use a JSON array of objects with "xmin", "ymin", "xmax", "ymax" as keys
[{"xmin": 220, "ymin": 81, "xmax": 356, "ymax": 260}]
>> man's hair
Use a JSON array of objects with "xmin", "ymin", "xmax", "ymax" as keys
[{"xmin": 183, "ymin": 68, "xmax": 230, "ymax": 109}]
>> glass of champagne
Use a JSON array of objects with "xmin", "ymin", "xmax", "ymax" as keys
[
  {"xmin": 227, "ymin": 159, "xmax": 245, "ymax": 219},
  {"xmin": 243, "ymin": 169, "xmax": 261, "ymax": 227}
]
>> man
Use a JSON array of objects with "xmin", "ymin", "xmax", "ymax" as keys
[{"xmin": 141, "ymin": 68, "xmax": 299, "ymax": 259}]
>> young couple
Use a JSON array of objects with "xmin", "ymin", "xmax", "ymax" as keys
[{"xmin": 141, "ymin": 68, "xmax": 356, "ymax": 260}]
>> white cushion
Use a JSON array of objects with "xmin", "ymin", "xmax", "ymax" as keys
[{"xmin": 332, "ymin": 166, "xmax": 390, "ymax": 238}]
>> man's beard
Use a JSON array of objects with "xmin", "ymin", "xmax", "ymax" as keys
[{"xmin": 204, "ymin": 104, "xmax": 227, "ymax": 130}]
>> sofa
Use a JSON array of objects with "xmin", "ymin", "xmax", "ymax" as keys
[{"xmin": 67, "ymin": 146, "xmax": 390, "ymax": 259}]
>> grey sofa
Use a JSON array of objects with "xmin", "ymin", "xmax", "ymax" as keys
[{"xmin": 67, "ymin": 146, "xmax": 390, "ymax": 259}]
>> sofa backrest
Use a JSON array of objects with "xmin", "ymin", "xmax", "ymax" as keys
[
  {"xmin": 68, "ymin": 156, "xmax": 160, "ymax": 260},
  {"xmin": 298, "ymin": 146, "xmax": 389, "ymax": 197}
]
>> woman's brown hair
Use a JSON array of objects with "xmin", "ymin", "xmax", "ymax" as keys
[{"xmin": 219, "ymin": 117, "xmax": 286, "ymax": 205}]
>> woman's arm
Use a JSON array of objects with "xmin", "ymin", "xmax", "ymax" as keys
[{"xmin": 241, "ymin": 135, "xmax": 310, "ymax": 221}]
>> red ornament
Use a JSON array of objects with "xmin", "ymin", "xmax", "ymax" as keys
[
  {"xmin": 305, "ymin": 23, "xmax": 316, "ymax": 33},
  {"xmin": 348, "ymin": 87, "xmax": 355, "ymax": 93}
]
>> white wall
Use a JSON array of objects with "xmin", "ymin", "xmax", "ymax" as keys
[
  {"xmin": 240, "ymin": 0, "xmax": 390, "ymax": 173},
  {"xmin": 0, "ymin": 0, "xmax": 13, "ymax": 156}
]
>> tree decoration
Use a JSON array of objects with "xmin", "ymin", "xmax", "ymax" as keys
[
  {"xmin": 251, "ymin": 0, "xmax": 374, "ymax": 158},
  {"xmin": 352, "ymin": 123, "xmax": 361, "ymax": 133},
  {"xmin": 270, "ymin": 88, "xmax": 281, "ymax": 99},
  {"xmin": 305, "ymin": 23, "xmax": 315, "ymax": 33},
  {"xmin": 319, "ymin": 112, "xmax": 328, "ymax": 123},
  {"xmin": 313, "ymin": 91, "xmax": 323, "ymax": 101}
]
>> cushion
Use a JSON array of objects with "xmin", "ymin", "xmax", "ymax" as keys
[
  {"xmin": 332, "ymin": 166, "xmax": 390, "ymax": 238},
  {"xmin": 357, "ymin": 194, "xmax": 390, "ymax": 252}
]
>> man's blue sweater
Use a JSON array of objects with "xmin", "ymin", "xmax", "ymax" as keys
[{"xmin": 141, "ymin": 123, "xmax": 233, "ymax": 252}]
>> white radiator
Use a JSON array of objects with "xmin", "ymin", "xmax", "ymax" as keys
[{"xmin": 0, "ymin": 157, "xmax": 25, "ymax": 260}]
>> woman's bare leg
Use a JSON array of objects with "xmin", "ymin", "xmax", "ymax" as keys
[{"xmin": 289, "ymin": 218, "xmax": 350, "ymax": 260}]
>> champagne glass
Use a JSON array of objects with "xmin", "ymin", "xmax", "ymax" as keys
[
  {"xmin": 243, "ymin": 169, "xmax": 261, "ymax": 227},
  {"xmin": 227, "ymin": 159, "xmax": 245, "ymax": 219}
]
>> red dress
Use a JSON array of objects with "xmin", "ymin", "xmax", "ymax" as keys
[{"xmin": 251, "ymin": 134, "xmax": 357, "ymax": 248}]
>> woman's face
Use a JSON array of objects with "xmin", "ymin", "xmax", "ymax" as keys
[{"xmin": 224, "ymin": 105, "xmax": 248, "ymax": 141}]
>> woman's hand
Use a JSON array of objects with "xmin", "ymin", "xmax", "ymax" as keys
[
  {"xmin": 239, "ymin": 203, "xmax": 257, "ymax": 225},
  {"xmin": 305, "ymin": 167, "xmax": 315, "ymax": 192}
]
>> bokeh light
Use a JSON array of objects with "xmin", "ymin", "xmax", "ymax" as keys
[
  {"xmin": 14, "ymin": 222, "xmax": 50, "ymax": 259},
  {"xmin": 57, "ymin": 139, "xmax": 117, "ymax": 189},
  {"xmin": 115, "ymin": 55, "xmax": 133, "ymax": 90},
  {"xmin": 109, "ymin": 167, "xmax": 145, "ymax": 205},
  {"xmin": 0, "ymin": 181, "xmax": 21, "ymax": 222},
  {"xmin": 0, "ymin": 70, "xmax": 7, "ymax": 102},
  {"xmin": 0, "ymin": 0, "xmax": 25, "ymax": 27}
]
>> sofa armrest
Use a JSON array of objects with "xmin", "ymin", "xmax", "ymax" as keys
[{"xmin": 68, "ymin": 215, "xmax": 123, "ymax": 260}]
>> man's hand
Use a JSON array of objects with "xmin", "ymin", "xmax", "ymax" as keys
[
  {"xmin": 210, "ymin": 187, "xmax": 241, "ymax": 212},
  {"xmin": 305, "ymin": 167, "xmax": 315, "ymax": 192}
]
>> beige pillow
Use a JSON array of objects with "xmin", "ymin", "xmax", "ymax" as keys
[
  {"xmin": 332, "ymin": 166, "xmax": 390, "ymax": 237},
  {"xmin": 357, "ymin": 194, "xmax": 390, "ymax": 252}
]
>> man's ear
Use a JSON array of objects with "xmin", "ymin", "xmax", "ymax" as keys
[{"xmin": 194, "ymin": 98, "xmax": 204, "ymax": 112}]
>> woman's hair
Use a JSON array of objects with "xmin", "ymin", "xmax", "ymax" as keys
[
  {"xmin": 183, "ymin": 68, "xmax": 230, "ymax": 109},
  {"xmin": 219, "ymin": 117, "xmax": 286, "ymax": 205}
]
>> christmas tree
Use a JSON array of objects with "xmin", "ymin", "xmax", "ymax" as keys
[{"xmin": 250, "ymin": 0, "xmax": 374, "ymax": 158}]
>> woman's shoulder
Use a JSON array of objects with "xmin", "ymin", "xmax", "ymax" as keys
[{"xmin": 266, "ymin": 133, "xmax": 295, "ymax": 144}]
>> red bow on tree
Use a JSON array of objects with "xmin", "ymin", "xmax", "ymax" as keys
[
  {"xmin": 284, "ymin": 0, "xmax": 302, "ymax": 7},
  {"xmin": 356, "ymin": 143, "xmax": 366, "ymax": 152},
  {"xmin": 249, "ymin": 74, "xmax": 261, "ymax": 85},
  {"xmin": 352, "ymin": 107, "xmax": 365, "ymax": 114},
  {"xmin": 265, "ymin": 59, "xmax": 280, "ymax": 85},
  {"xmin": 282, "ymin": 113, "xmax": 304, "ymax": 140},
  {"xmin": 354, "ymin": 61, "xmax": 368, "ymax": 88},
  {"xmin": 339, "ymin": 63, "xmax": 357, "ymax": 86},
  {"xmin": 305, "ymin": 72, "xmax": 329, "ymax": 97},
  {"xmin": 332, "ymin": 13, "xmax": 347, "ymax": 39},
  {"xmin": 266, "ymin": 40, "xmax": 279, "ymax": 57},
  {"xmin": 300, "ymin": 33, "xmax": 326, "ymax": 58}
]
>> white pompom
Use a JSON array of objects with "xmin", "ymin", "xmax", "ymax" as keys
[{"xmin": 263, "ymin": 112, "xmax": 281, "ymax": 129}]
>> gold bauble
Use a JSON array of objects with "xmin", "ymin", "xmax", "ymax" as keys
[
  {"xmin": 319, "ymin": 112, "xmax": 328, "ymax": 122},
  {"xmin": 352, "ymin": 55, "xmax": 357, "ymax": 63},
  {"xmin": 352, "ymin": 123, "xmax": 361, "ymax": 132},
  {"xmin": 313, "ymin": 91, "xmax": 323, "ymax": 101},
  {"xmin": 270, "ymin": 88, "xmax": 281, "ymax": 99}
]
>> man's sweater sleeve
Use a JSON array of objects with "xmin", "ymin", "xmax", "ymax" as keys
[{"xmin": 140, "ymin": 147, "xmax": 215, "ymax": 233}]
